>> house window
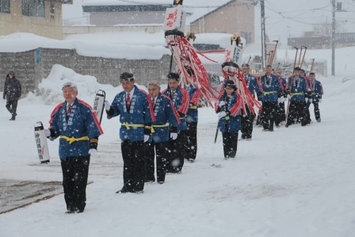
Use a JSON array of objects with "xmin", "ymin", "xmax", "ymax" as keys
[
  {"xmin": 0, "ymin": 0, "xmax": 10, "ymax": 13},
  {"xmin": 22, "ymin": 0, "xmax": 45, "ymax": 18},
  {"xmin": 50, "ymin": 1, "xmax": 54, "ymax": 20}
]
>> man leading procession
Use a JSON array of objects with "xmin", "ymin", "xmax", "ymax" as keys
[{"xmin": 46, "ymin": 82, "xmax": 103, "ymax": 214}]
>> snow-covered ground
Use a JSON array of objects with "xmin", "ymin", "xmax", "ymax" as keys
[{"xmin": 1, "ymin": 33, "xmax": 355, "ymax": 236}]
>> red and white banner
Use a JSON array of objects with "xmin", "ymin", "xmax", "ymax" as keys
[{"xmin": 163, "ymin": 5, "xmax": 186, "ymax": 32}]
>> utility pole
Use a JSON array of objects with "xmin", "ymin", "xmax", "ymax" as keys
[
  {"xmin": 260, "ymin": 0, "xmax": 266, "ymax": 69},
  {"xmin": 331, "ymin": 0, "xmax": 336, "ymax": 76}
]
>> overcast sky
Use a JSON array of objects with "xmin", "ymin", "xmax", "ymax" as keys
[{"xmin": 63, "ymin": 0, "xmax": 355, "ymax": 47}]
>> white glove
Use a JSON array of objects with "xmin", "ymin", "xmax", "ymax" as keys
[
  {"xmin": 287, "ymin": 94, "xmax": 291, "ymax": 100},
  {"xmin": 277, "ymin": 97, "xmax": 284, "ymax": 104},
  {"xmin": 218, "ymin": 111, "xmax": 227, "ymax": 119},
  {"xmin": 219, "ymin": 101, "xmax": 226, "ymax": 107},
  {"xmin": 104, "ymin": 100, "xmax": 111, "ymax": 111},
  {"xmin": 88, "ymin": 149, "xmax": 97, "ymax": 156},
  {"xmin": 144, "ymin": 135, "xmax": 150, "ymax": 142},
  {"xmin": 305, "ymin": 98, "xmax": 308, "ymax": 103},
  {"xmin": 170, "ymin": 133, "xmax": 178, "ymax": 140},
  {"xmin": 44, "ymin": 129, "xmax": 51, "ymax": 137},
  {"xmin": 309, "ymin": 98, "xmax": 313, "ymax": 103}
]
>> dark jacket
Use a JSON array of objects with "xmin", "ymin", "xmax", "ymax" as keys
[{"xmin": 3, "ymin": 75, "xmax": 22, "ymax": 101}]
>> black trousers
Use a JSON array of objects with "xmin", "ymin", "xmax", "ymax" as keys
[
  {"xmin": 222, "ymin": 131, "xmax": 239, "ymax": 158},
  {"xmin": 121, "ymin": 140, "xmax": 145, "ymax": 192},
  {"xmin": 5, "ymin": 100, "xmax": 18, "ymax": 116},
  {"xmin": 61, "ymin": 156, "xmax": 90, "ymax": 212},
  {"xmin": 304, "ymin": 102, "xmax": 312, "ymax": 125},
  {"xmin": 261, "ymin": 102, "xmax": 277, "ymax": 130},
  {"xmin": 256, "ymin": 106, "xmax": 263, "ymax": 126},
  {"xmin": 185, "ymin": 122, "xmax": 198, "ymax": 161},
  {"xmin": 286, "ymin": 101, "xmax": 306, "ymax": 126},
  {"xmin": 145, "ymin": 141, "xmax": 168, "ymax": 182},
  {"xmin": 312, "ymin": 102, "xmax": 321, "ymax": 120},
  {"xmin": 167, "ymin": 130, "xmax": 187, "ymax": 173},
  {"xmin": 241, "ymin": 106, "xmax": 255, "ymax": 139},
  {"xmin": 304, "ymin": 101, "xmax": 321, "ymax": 123},
  {"xmin": 275, "ymin": 102, "xmax": 286, "ymax": 126}
]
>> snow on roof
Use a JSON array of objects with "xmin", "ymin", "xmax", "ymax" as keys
[
  {"xmin": 82, "ymin": 0, "xmax": 230, "ymax": 7},
  {"xmin": 0, "ymin": 32, "xmax": 170, "ymax": 60},
  {"xmin": 82, "ymin": 0, "xmax": 232, "ymax": 24}
]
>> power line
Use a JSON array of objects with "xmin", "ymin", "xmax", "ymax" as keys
[
  {"xmin": 264, "ymin": 4, "xmax": 332, "ymax": 25},
  {"xmin": 264, "ymin": 1, "xmax": 332, "ymax": 26}
]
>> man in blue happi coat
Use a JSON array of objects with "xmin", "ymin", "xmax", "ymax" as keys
[
  {"xmin": 145, "ymin": 80, "xmax": 180, "ymax": 184},
  {"xmin": 304, "ymin": 72, "xmax": 324, "ymax": 124},
  {"xmin": 162, "ymin": 72, "xmax": 190, "ymax": 173},
  {"xmin": 285, "ymin": 67, "xmax": 308, "ymax": 127},
  {"xmin": 241, "ymin": 63, "xmax": 261, "ymax": 139},
  {"xmin": 46, "ymin": 82, "xmax": 104, "ymax": 214},
  {"xmin": 185, "ymin": 83, "xmax": 201, "ymax": 162},
  {"xmin": 259, "ymin": 65, "xmax": 282, "ymax": 131}
]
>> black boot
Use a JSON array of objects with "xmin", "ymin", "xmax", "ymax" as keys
[{"xmin": 9, "ymin": 114, "xmax": 15, "ymax": 121}]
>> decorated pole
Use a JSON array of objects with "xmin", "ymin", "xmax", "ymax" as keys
[
  {"xmin": 163, "ymin": 1, "xmax": 219, "ymax": 106},
  {"xmin": 221, "ymin": 35, "xmax": 261, "ymax": 117}
]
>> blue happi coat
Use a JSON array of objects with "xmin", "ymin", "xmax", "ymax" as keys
[
  {"xmin": 307, "ymin": 79, "xmax": 323, "ymax": 102},
  {"xmin": 276, "ymin": 76, "xmax": 287, "ymax": 93},
  {"xmin": 286, "ymin": 76, "xmax": 307, "ymax": 102},
  {"xmin": 217, "ymin": 93, "xmax": 242, "ymax": 133},
  {"xmin": 110, "ymin": 86, "xmax": 154, "ymax": 142},
  {"xmin": 260, "ymin": 74, "xmax": 282, "ymax": 102},
  {"xmin": 49, "ymin": 98, "xmax": 104, "ymax": 161},
  {"xmin": 185, "ymin": 85, "xmax": 200, "ymax": 123},
  {"xmin": 162, "ymin": 87, "xmax": 189, "ymax": 132},
  {"xmin": 150, "ymin": 93, "xmax": 180, "ymax": 143},
  {"xmin": 244, "ymin": 73, "xmax": 261, "ymax": 95}
]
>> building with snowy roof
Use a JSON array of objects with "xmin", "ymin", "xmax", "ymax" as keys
[
  {"xmin": 0, "ymin": 0, "xmax": 73, "ymax": 40},
  {"xmin": 79, "ymin": 0, "xmax": 255, "ymax": 44}
]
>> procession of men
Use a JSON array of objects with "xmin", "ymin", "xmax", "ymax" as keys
[{"xmin": 100, "ymin": 63, "xmax": 323, "ymax": 196}]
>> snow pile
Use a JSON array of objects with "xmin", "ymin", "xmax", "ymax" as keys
[{"xmin": 37, "ymin": 65, "xmax": 101, "ymax": 104}]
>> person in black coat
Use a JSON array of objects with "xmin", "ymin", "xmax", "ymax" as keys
[{"xmin": 3, "ymin": 71, "xmax": 22, "ymax": 120}]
